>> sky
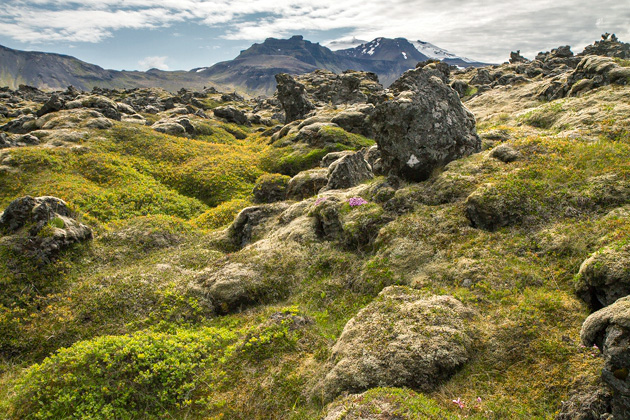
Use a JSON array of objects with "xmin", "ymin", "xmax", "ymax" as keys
[{"xmin": 0, "ymin": 0, "xmax": 628, "ymax": 71}]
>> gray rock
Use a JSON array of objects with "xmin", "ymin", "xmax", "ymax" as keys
[
  {"xmin": 193, "ymin": 262, "xmax": 261, "ymax": 314},
  {"xmin": 0, "ymin": 114, "xmax": 37, "ymax": 134},
  {"xmin": 151, "ymin": 121, "xmax": 186, "ymax": 136},
  {"xmin": 490, "ymin": 144, "xmax": 521, "ymax": 163},
  {"xmin": 84, "ymin": 117, "xmax": 113, "ymax": 130},
  {"xmin": 371, "ymin": 65, "xmax": 481, "ymax": 181},
  {"xmin": 0, "ymin": 196, "xmax": 92, "ymax": 262},
  {"xmin": 65, "ymin": 95, "xmax": 121, "ymax": 121},
  {"xmin": 323, "ymin": 152, "xmax": 373, "ymax": 191},
  {"xmin": 320, "ymin": 151, "xmax": 355, "ymax": 168},
  {"xmin": 286, "ymin": 169, "xmax": 329, "ymax": 200},
  {"xmin": 313, "ymin": 286, "xmax": 475, "ymax": 403},
  {"xmin": 213, "ymin": 106, "xmax": 249, "ymax": 125},
  {"xmin": 275, "ymin": 73, "xmax": 315, "ymax": 123},
  {"xmin": 510, "ymin": 50, "xmax": 530, "ymax": 64},
  {"xmin": 556, "ymin": 384, "xmax": 612, "ymax": 420},
  {"xmin": 228, "ymin": 203, "xmax": 289, "ymax": 249},
  {"xmin": 36, "ymin": 94, "xmax": 65, "ymax": 117},
  {"xmin": 581, "ymin": 296, "xmax": 630, "ymax": 418},
  {"xmin": 450, "ymin": 79, "xmax": 470, "ymax": 97},
  {"xmin": 331, "ymin": 106, "xmax": 374, "ymax": 137},
  {"xmin": 576, "ymin": 243, "xmax": 630, "ymax": 310}
]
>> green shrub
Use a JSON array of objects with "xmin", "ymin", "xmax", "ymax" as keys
[{"xmin": 7, "ymin": 328, "xmax": 238, "ymax": 419}]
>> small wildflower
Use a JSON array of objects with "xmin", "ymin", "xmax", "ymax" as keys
[
  {"xmin": 314, "ymin": 197, "xmax": 327, "ymax": 205},
  {"xmin": 477, "ymin": 397, "xmax": 482, "ymax": 403},
  {"xmin": 452, "ymin": 397, "xmax": 465, "ymax": 409},
  {"xmin": 348, "ymin": 196, "xmax": 368, "ymax": 207}
]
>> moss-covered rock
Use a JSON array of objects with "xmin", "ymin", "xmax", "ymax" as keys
[
  {"xmin": 575, "ymin": 242, "xmax": 630, "ymax": 310},
  {"xmin": 313, "ymin": 286, "xmax": 475, "ymax": 403},
  {"xmin": 252, "ymin": 173, "xmax": 290, "ymax": 203}
]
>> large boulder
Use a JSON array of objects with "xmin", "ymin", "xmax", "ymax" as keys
[
  {"xmin": 581, "ymin": 296, "xmax": 630, "ymax": 418},
  {"xmin": 576, "ymin": 243, "xmax": 630, "ymax": 310},
  {"xmin": 0, "ymin": 196, "xmax": 92, "ymax": 262},
  {"xmin": 275, "ymin": 73, "xmax": 315, "ymax": 123},
  {"xmin": 313, "ymin": 286, "xmax": 475, "ymax": 402},
  {"xmin": 213, "ymin": 106, "xmax": 249, "ymax": 126},
  {"xmin": 65, "ymin": 95, "xmax": 121, "ymax": 121},
  {"xmin": 323, "ymin": 152, "xmax": 373, "ymax": 191},
  {"xmin": 371, "ymin": 65, "xmax": 481, "ymax": 181}
]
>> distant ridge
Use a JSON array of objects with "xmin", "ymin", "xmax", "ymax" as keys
[{"xmin": 0, "ymin": 35, "xmax": 488, "ymax": 95}]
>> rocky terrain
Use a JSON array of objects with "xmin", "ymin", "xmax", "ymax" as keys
[{"xmin": 0, "ymin": 34, "xmax": 629, "ymax": 419}]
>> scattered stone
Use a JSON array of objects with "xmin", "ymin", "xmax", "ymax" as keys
[
  {"xmin": 320, "ymin": 151, "xmax": 355, "ymax": 168},
  {"xmin": 313, "ymin": 286, "xmax": 475, "ymax": 403}
]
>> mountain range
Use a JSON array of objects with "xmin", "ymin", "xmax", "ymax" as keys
[{"xmin": 0, "ymin": 36, "xmax": 488, "ymax": 95}]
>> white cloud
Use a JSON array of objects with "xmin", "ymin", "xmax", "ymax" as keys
[
  {"xmin": 1, "ymin": 0, "xmax": 628, "ymax": 62},
  {"xmin": 138, "ymin": 55, "xmax": 169, "ymax": 70}
]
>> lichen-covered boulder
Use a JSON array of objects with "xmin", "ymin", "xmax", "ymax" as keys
[
  {"xmin": 192, "ymin": 262, "xmax": 262, "ymax": 314},
  {"xmin": 313, "ymin": 286, "xmax": 475, "ymax": 402},
  {"xmin": 151, "ymin": 121, "xmax": 186, "ymax": 136},
  {"xmin": 286, "ymin": 169, "xmax": 328, "ymax": 200},
  {"xmin": 581, "ymin": 296, "xmax": 630, "ymax": 418},
  {"xmin": 65, "ymin": 95, "xmax": 121, "ymax": 121},
  {"xmin": 371, "ymin": 65, "xmax": 481, "ymax": 181},
  {"xmin": 275, "ymin": 73, "xmax": 315, "ymax": 123},
  {"xmin": 576, "ymin": 243, "xmax": 630, "ymax": 310},
  {"xmin": 322, "ymin": 152, "xmax": 373, "ymax": 191},
  {"xmin": 0, "ymin": 196, "xmax": 92, "ymax": 262}
]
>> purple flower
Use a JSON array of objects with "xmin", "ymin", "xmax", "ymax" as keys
[
  {"xmin": 477, "ymin": 397, "xmax": 482, "ymax": 403},
  {"xmin": 348, "ymin": 197, "xmax": 368, "ymax": 207},
  {"xmin": 314, "ymin": 197, "xmax": 327, "ymax": 205},
  {"xmin": 452, "ymin": 398, "xmax": 465, "ymax": 409}
]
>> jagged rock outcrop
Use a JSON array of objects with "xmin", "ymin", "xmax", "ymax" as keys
[
  {"xmin": 371, "ymin": 63, "xmax": 481, "ymax": 181},
  {"xmin": 313, "ymin": 286, "xmax": 475, "ymax": 403},
  {"xmin": 576, "ymin": 243, "xmax": 630, "ymax": 310},
  {"xmin": 581, "ymin": 296, "xmax": 630, "ymax": 418},
  {"xmin": 0, "ymin": 133, "xmax": 40, "ymax": 149},
  {"xmin": 295, "ymin": 70, "xmax": 384, "ymax": 105},
  {"xmin": 0, "ymin": 196, "xmax": 92, "ymax": 262},
  {"xmin": 275, "ymin": 73, "xmax": 315, "ymax": 123},
  {"xmin": 322, "ymin": 152, "xmax": 373, "ymax": 191},
  {"xmin": 510, "ymin": 50, "xmax": 529, "ymax": 64},
  {"xmin": 580, "ymin": 33, "xmax": 630, "ymax": 59}
]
